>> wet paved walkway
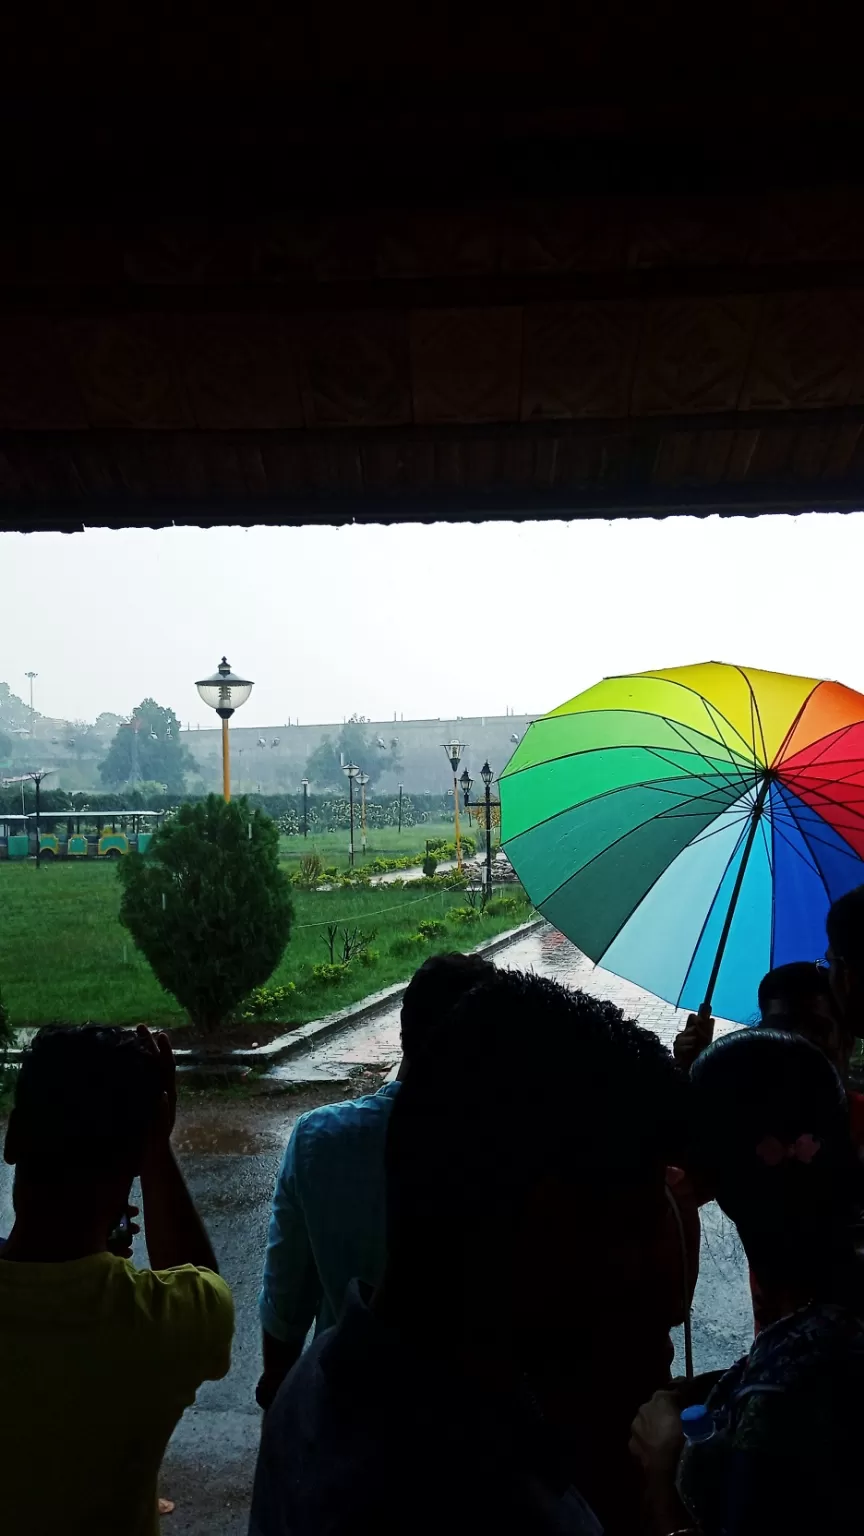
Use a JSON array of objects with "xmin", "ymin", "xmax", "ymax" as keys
[{"xmin": 0, "ymin": 924, "xmax": 751, "ymax": 1534}]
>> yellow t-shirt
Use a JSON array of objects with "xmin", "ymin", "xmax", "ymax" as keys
[{"xmin": 0, "ymin": 1252, "xmax": 234, "ymax": 1536}]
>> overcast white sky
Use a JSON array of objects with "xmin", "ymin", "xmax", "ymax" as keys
[{"xmin": 0, "ymin": 514, "xmax": 860, "ymax": 728}]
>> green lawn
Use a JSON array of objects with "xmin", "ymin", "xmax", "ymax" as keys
[
  {"xmin": 0, "ymin": 861, "xmax": 530, "ymax": 1030},
  {"xmin": 278, "ymin": 819, "xmax": 460, "ymax": 870}
]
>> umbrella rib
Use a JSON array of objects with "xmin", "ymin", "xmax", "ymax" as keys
[
  {"xmin": 653, "ymin": 715, "xmax": 754, "ymax": 791},
  {"xmin": 595, "ymin": 806, "xmax": 753, "ymax": 982},
  {"xmin": 531, "ymin": 786, "xmax": 749, "ymax": 910},
  {"xmin": 675, "ymin": 818, "xmax": 752, "ymax": 1008},
  {"xmin": 782, "ymin": 718, "xmax": 861, "ymax": 773},
  {"xmin": 641, "ymin": 740, "xmax": 751, "ymax": 800},
  {"xmin": 777, "ymin": 772, "xmax": 864, "ymax": 832},
  {"xmin": 770, "ymin": 680, "xmax": 824, "ymax": 767},
  {"xmin": 503, "ymin": 774, "xmax": 744, "ymax": 848},
  {"xmin": 774, "ymin": 780, "xmax": 864, "ymax": 886},
  {"xmin": 733, "ymin": 665, "xmax": 768, "ymax": 781},
  {"xmin": 501, "ymin": 712, "xmax": 754, "ymax": 786},
  {"xmin": 771, "ymin": 785, "xmax": 836, "ymax": 915},
  {"xmin": 624, "ymin": 673, "xmax": 761, "ymax": 762},
  {"xmin": 785, "ymin": 762, "xmax": 864, "ymax": 788}
]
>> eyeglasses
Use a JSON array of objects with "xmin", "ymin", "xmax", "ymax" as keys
[{"xmin": 817, "ymin": 951, "xmax": 845, "ymax": 970}]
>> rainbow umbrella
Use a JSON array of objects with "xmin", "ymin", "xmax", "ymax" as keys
[{"xmin": 500, "ymin": 662, "xmax": 864, "ymax": 1023}]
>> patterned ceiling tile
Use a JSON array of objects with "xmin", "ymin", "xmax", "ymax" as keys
[
  {"xmin": 411, "ymin": 307, "xmax": 522, "ymax": 423},
  {"xmin": 502, "ymin": 201, "xmax": 625, "ymax": 273},
  {"xmin": 633, "ymin": 297, "xmax": 759, "ymax": 415},
  {"xmin": 0, "ymin": 317, "xmax": 86, "ymax": 428},
  {"xmin": 60, "ymin": 315, "xmax": 193, "ymax": 428},
  {"xmin": 626, "ymin": 198, "xmax": 754, "ymax": 268},
  {"xmin": 521, "ymin": 301, "xmax": 641, "ymax": 419},
  {"xmin": 378, "ymin": 211, "xmax": 500, "ymax": 278},
  {"xmin": 752, "ymin": 195, "xmax": 864, "ymax": 265},
  {"xmin": 181, "ymin": 314, "xmax": 304, "ymax": 429},
  {"xmin": 740, "ymin": 291, "xmax": 862, "ymax": 410},
  {"xmin": 302, "ymin": 311, "xmax": 411, "ymax": 427}
]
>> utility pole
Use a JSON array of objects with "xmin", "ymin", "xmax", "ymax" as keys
[{"xmin": 25, "ymin": 672, "xmax": 37, "ymax": 738}]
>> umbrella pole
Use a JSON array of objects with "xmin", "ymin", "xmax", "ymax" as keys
[{"xmin": 701, "ymin": 773, "xmax": 771, "ymax": 1014}]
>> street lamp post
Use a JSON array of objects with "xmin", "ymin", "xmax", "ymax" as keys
[
  {"xmin": 342, "ymin": 760, "xmax": 360, "ymax": 866},
  {"xmin": 443, "ymin": 740, "xmax": 466, "ymax": 871},
  {"xmin": 23, "ymin": 768, "xmax": 54, "ymax": 871},
  {"xmin": 25, "ymin": 672, "xmax": 37, "ymax": 738},
  {"xmin": 301, "ymin": 777, "xmax": 309, "ymax": 838},
  {"xmin": 195, "ymin": 657, "xmax": 254, "ymax": 801},
  {"xmin": 462, "ymin": 759, "xmax": 499, "ymax": 900},
  {"xmin": 397, "ymin": 783, "xmax": 403, "ymax": 835},
  {"xmin": 357, "ymin": 772, "xmax": 369, "ymax": 856}
]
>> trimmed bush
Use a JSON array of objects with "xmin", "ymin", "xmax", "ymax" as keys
[{"xmin": 118, "ymin": 795, "xmax": 294, "ymax": 1034}]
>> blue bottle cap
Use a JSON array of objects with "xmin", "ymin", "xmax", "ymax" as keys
[{"xmin": 680, "ymin": 1404, "xmax": 714, "ymax": 1442}]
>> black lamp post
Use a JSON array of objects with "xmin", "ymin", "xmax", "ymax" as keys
[
  {"xmin": 24, "ymin": 768, "xmax": 54, "ymax": 871},
  {"xmin": 301, "ymin": 777, "xmax": 309, "ymax": 838},
  {"xmin": 462, "ymin": 759, "xmax": 499, "ymax": 900},
  {"xmin": 342, "ymin": 761, "xmax": 359, "ymax": 866},
  {"xmin": 443, "ymin": 739, "xmax": 466, "ymax": 870},
  {"xmin": 397, "ymin": 783, "xmax": 403, "ymax": 835}
]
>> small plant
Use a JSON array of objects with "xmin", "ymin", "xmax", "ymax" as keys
[
  {"xmin": 465, "ymin": 883, "xmax": 490, "ymax": 912},
  {"xmin": 416, "ymin": 918, "xmax": 447, "ymax": 941},
  {"xmin": 240, "ymin": 982, "xmax": 298, "ymax": 1019},
  {"xmin": 422, "ymin": 852, "xmax": 438, "ymax": 878},
  {"xmin": 311, "ymin": 961, "xmax": 351, "ymax": 986},
  {"xmin": 322, "ymin": 925, "xmax": 378, "ymax": 964},
  {"xmin": 447, "ymin": 905, "xmax": 482, "ymax": 925},
  {"xmin": 485, "ymin": 894, "xmax": 521, "ymax": 917},
  {"xmin": 390, "ymin": 932, "xmax": 431, "ymax": 957},
  {"xmin": 359, "ymin": 947, "xmax": 380, "ymax": 968},
  {"xmin": 295, "ymin": 852, "xmax": 323, "ymax": 890}
]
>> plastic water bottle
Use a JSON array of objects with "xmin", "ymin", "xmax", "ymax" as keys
[{"xmin": 680, "ymin": 1404, "xmax": 715, "ymax": 1444}]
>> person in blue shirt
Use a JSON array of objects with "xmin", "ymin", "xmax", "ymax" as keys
[{"xmin": 255, "ymin": 950, "xmax": 495, "ymax": 1409}]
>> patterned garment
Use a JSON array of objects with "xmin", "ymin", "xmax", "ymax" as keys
[{"xmin": 679, "ymin": 1299, "xmax": 864, "ymax": 1535}]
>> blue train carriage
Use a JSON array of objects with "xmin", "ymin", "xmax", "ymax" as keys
[{"xmin": 0, "ymin": 810, "xmax": 165, "ymax": 861}]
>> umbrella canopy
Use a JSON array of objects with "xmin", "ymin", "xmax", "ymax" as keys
[{"xmin": 500, "ymin": 662, "xmax": 864, "ymax": 1023}]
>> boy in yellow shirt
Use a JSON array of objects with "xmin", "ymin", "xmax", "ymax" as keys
[{"xmin": 0, "ymin": 1024, "xmax": 234, "ymax": 1536}]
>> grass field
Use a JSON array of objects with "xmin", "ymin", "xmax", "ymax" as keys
[
  {"xmin": 278, "ymin": 820, "xmax": 460, "ymax": 870},
  {"xmin": 0, "ymin": 862, "xmax": 530, "ymax": 1030}
]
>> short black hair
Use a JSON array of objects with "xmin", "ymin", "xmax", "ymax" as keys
[
  {"xmin": 12, "ymin": 1026, "xmax": 163, "ymax": 1180},
  {"xmin": 827, "ymin": 885, "xmax": 864, "ymax": 974},
  {"xmin": 387, "ymin": 969, "xmax": 688, "ymax": 1261},
  {"xmin": 758, "ymin": 961, "xmax": 831, "ymax": 1015},
  {"xmin": 690, "ymin": 1029, "xmax": 862, "ymax": 1296},
  {"xmin": 399, "ymin": 951, "xmax": 495, "ymax": 1063}
]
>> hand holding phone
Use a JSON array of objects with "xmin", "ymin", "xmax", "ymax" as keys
[{"xmin": 107, "ymin": 1204, "xmax": 140, "ymax": 1259}]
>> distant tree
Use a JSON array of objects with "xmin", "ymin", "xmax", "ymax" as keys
[
  {"xmin": 304, "ymin": 715, "xmax": 402, "ymax": 790},
  {"xmin": 0, "ymin": 681, "xmax": 30, "ymax": 730},
  {"xmin": 94, "ymin": 712, "xmax": 125, "ymax": 734},
  {"xmin": 118, "ymin": 796, "xmax": 295, "ymax": 1035},
  {"xmin": 99, "ymin": 699, "xmax": 196, "ymax": 794},
  {"xmin": 0, "ymin": 728, "xmax": 12, "ymax": 764}
]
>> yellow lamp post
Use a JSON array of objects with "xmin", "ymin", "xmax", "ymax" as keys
[
  {"xmin": 195, "ymin": 657, "xmax": 254, "ymax": 801},
  {"xmin": 443, "ymin": 739, "xmax": 466, "ymax": 871}
]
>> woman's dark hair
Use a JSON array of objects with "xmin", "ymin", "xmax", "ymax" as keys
[
  {"xmin": 690, "ymin": 1029, "xmax": 864, "ymax": 1300},
  {"xmin": 757, "ymin": 961, "xmax": 832, "ymax": 1016},
  {"xmin": 827, "ymin": 885, "xmax": 864, "ymax": 975}
]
